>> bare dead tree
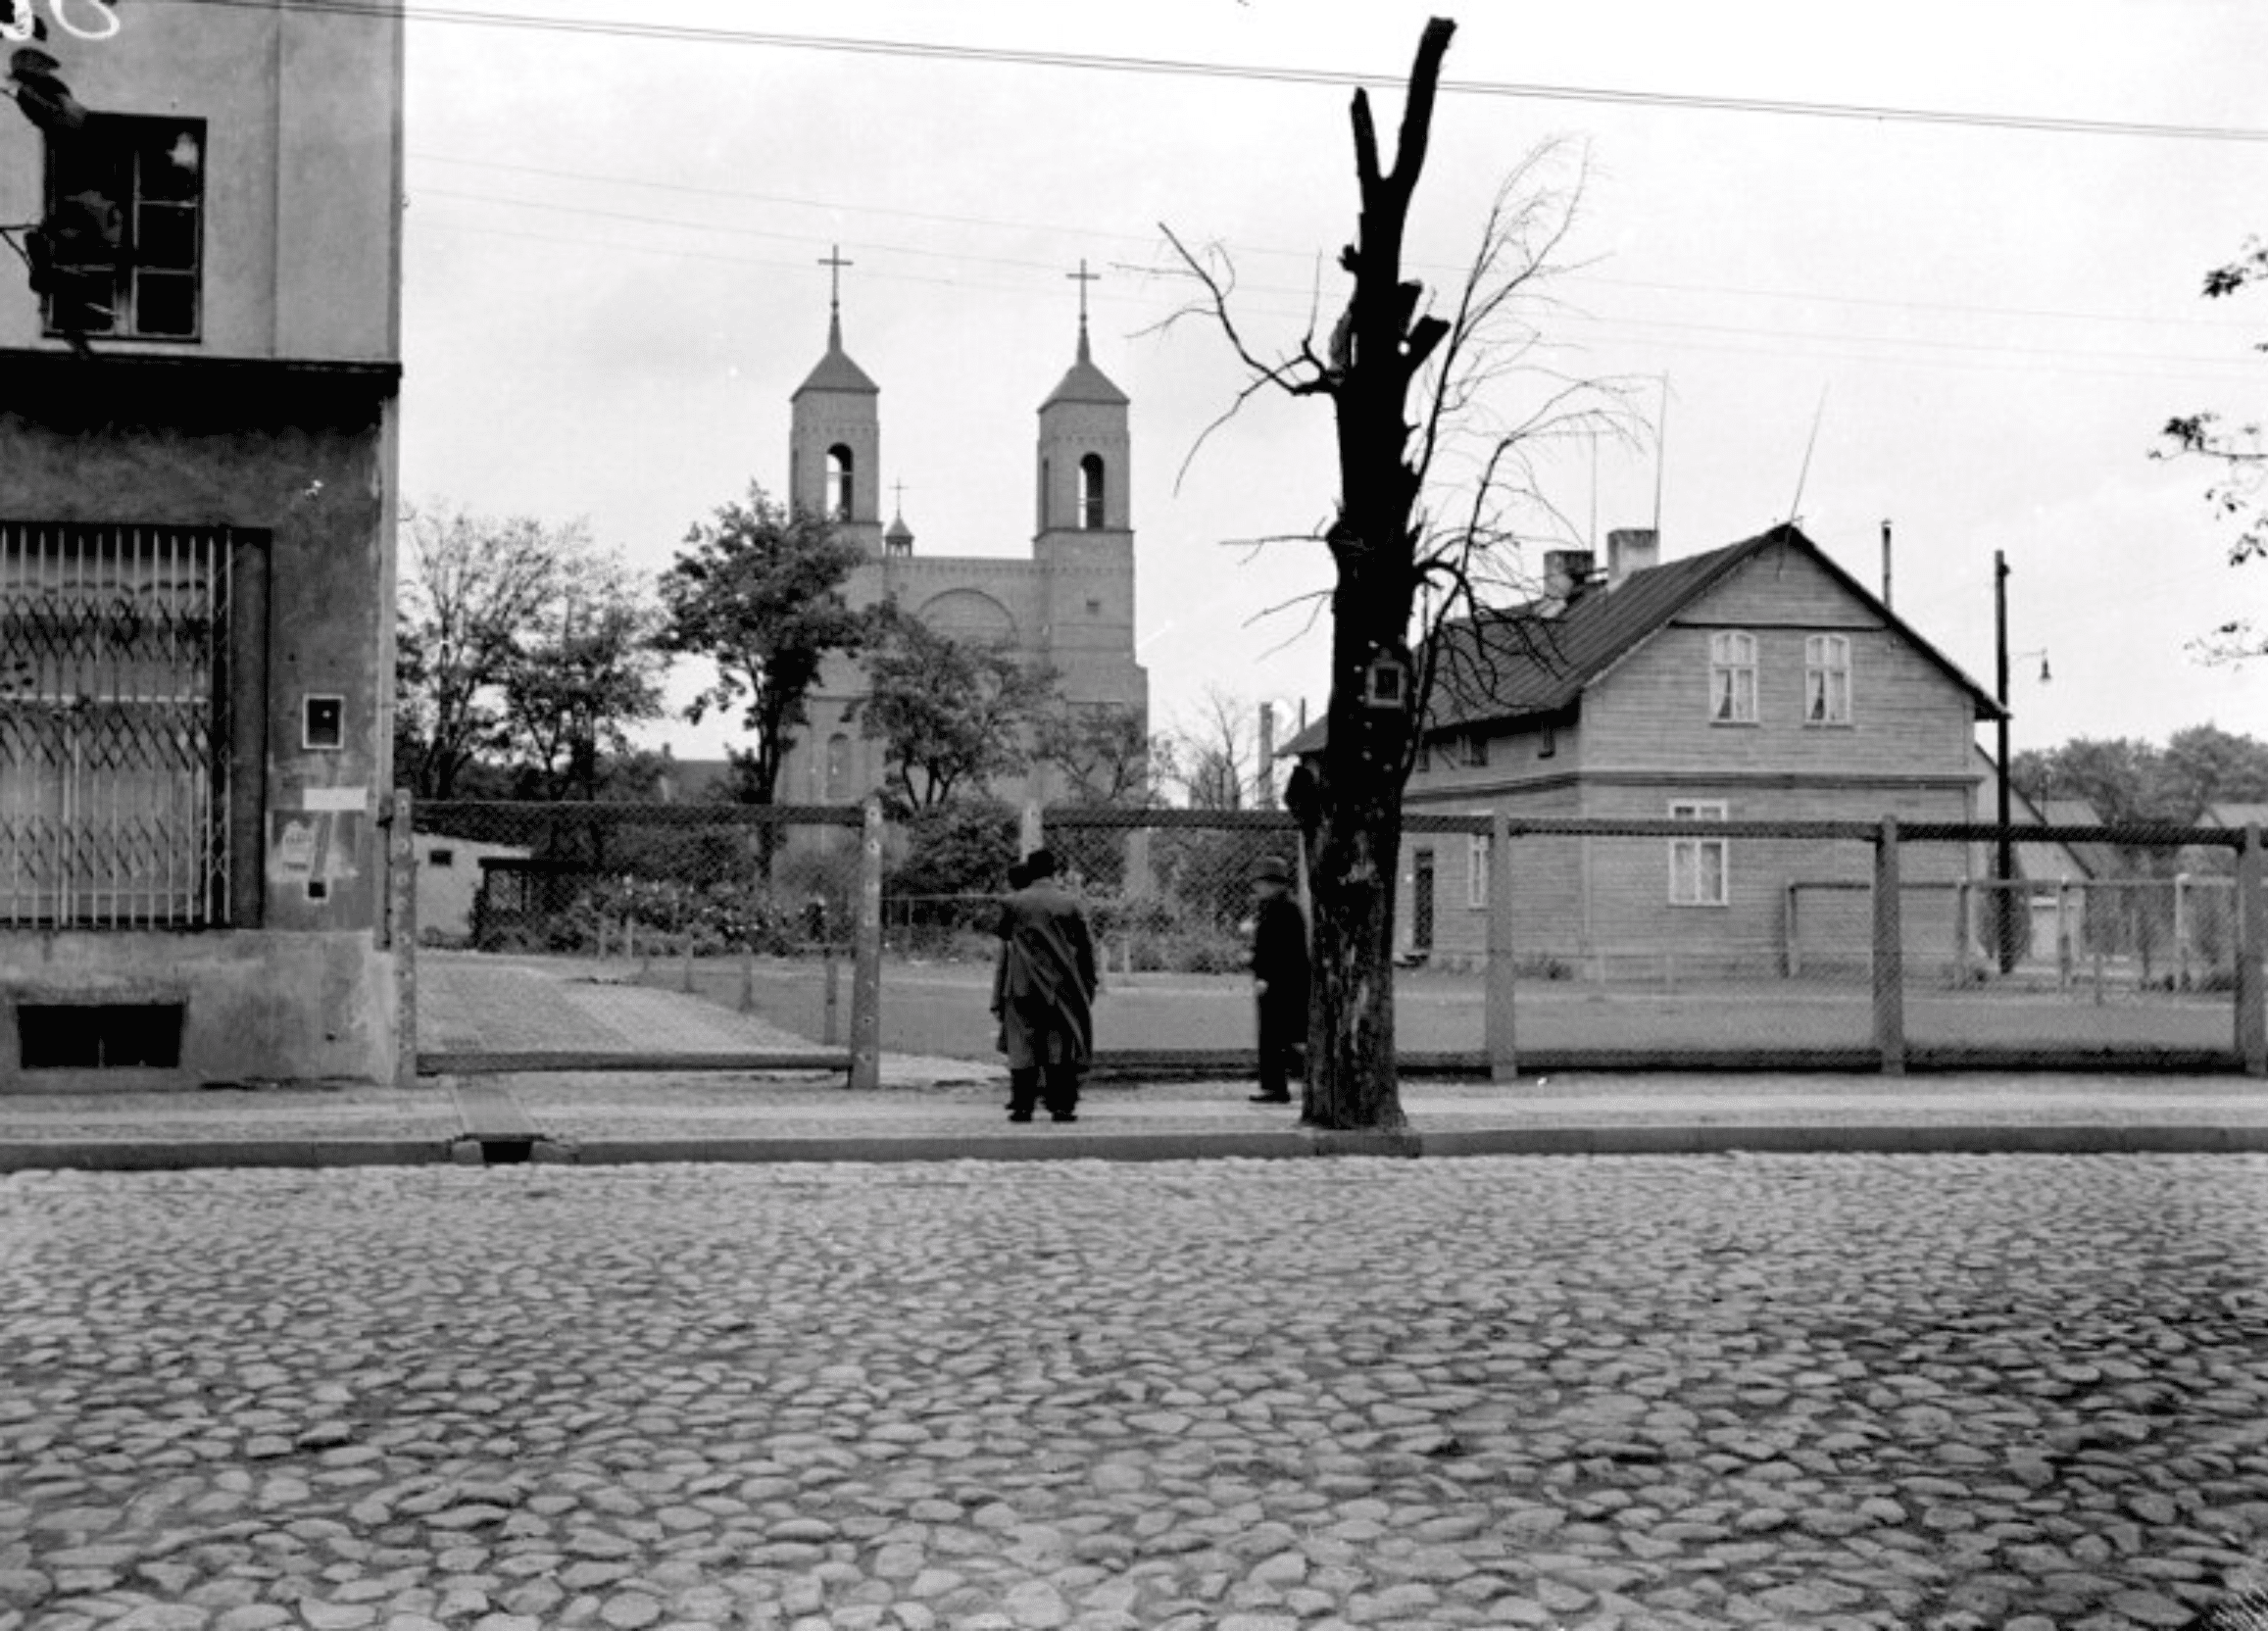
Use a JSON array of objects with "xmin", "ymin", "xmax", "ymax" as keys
[{"xmin": 1159, "ymin": 18, "xmax": 1637, "ymax": 1130}]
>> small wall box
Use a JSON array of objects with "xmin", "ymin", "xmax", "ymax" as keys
[
  {"xmin": 304, "ymin": 695, "xmax": 344, "ymax": 751},
  {"xmin": 1362, "ymin": 653, "xmax": 1411, "ymax": 711}
]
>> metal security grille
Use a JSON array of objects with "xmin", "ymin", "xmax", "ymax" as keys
[{"xmin": 0, "ymin": 522, "xmax": 232, "ymax": 927}]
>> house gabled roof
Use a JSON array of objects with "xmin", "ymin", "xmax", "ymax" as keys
[
  {"xmin": 2202, "ymin": 801, "xmax": 2268, "ymax": 831},
  {"xmin": 1281, "ymin": 522, "xmax": 2001, "ymax": 757}
]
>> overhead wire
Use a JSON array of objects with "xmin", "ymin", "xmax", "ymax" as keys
[{"xmin": 155, "ymin": 0, "xmax": 2268, "ymax": 144}]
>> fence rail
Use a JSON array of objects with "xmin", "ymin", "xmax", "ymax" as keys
[{"xmin": 398, "ymin": 798, "xmax": 2268, "ymax": 1080}]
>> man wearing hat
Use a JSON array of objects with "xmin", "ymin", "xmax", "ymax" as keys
[
  {"xmin": 989, "ymin": 848, "xmax": 1098, "ymax": 1123},
  {"xmin": 1249, "ymin": 854, "xmax": 1308, "ymax": 1105}
]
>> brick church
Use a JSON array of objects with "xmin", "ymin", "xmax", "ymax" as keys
[{"xmin": 772, "ymin": 269, "xmax": 1149, "ymax": 809}]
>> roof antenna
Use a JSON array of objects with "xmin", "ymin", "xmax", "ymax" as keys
[
  {"xmin": 1785, "ymin": 384, "xmax": 1829, "ymax": 527},
  {"xmin": 1651, "ymin": 373, "xmax": 1669, "ymax": 543}
]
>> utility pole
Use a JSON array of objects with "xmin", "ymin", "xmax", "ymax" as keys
[{"xmin": 1995, "ymin": 550, "xmax": 2015, "ymax": 974}]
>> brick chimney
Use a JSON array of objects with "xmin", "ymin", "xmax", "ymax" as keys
[
  {"xmin": 1606, "ymin": 527, "xmax": 1659, "ymax": 587},
  {"xmin": 1543, "ymin": 549, "xmax": 1596, "ymax": 613}
]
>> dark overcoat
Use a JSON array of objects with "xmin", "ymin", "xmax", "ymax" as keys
[{"xmin": 992, "ymin": 880, "xmax": 1098, "ymax": 1070}]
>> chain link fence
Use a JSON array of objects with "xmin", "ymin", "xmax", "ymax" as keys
[
  {"xmin": 1485, "ymin": 816, "xmax": 2264, "ymax": 1072},
  {"xmin": 400, "ymin": 799, "xmax": 2267, "ymax": 1078}
]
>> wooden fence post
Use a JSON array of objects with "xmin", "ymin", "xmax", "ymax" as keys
[
  {"xmin": 1486, "ymin": 812, "xmax": 1517, "ymax": 1082},
  {"xmin": 388, "ymin": 789, "xmax": 419, "ymax": 1088},
  {"xmin": 1873, "ymin": 815, "xmax": 1905, "ymax": 1075},
  {"xmin": 850, "ymin": 798, "xmax": 885, "ymax": 1090},
  {"xmin": 2238, "ymin": 823, "xmax": 2266, "ymax": 1078}
]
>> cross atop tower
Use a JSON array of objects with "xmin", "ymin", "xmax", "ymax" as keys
[
  {"xmin": 1067, "ymin": 258, "xmax": 1100, "ymax": 360},
  {"xmin": 891, "ymin": 479, "xmax": 909, "ymax": 516},
  {"xmin": 820, "ymin": 244, "xmax": 854, "ymax": 347}
]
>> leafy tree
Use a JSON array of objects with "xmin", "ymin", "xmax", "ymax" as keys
[
  {"xmin": 2015, "ymin": 729, "xmax": 2268, "ymax": 833},
  {"xmin": 658, "ymin": 484, "xmax": 866, "ymax": 807},
  {"xmin": 1035, "ymin": 701, "xmax": 1159, "ymax": 807},
  {"xmin": 1162, "ymin": 18, "xmax": 1627, "ymax": 1129},
  {"xmin": 2163, "ymin": 722, "xmax": 2268, "ymax": 816},
  {"xmin": 500, "ymin": 564, "xmax": 666, "ymax": 803},
  {"xmin": 2157, "ymin": 238, "xmax": 2268, "ymax": 662},
  {"xmin": 394, "ymin": 503, "xmax": 585, "ymax": 799},
  {"xmin": 853, "ymin": 603, "xmax": 1060, "ymax": 815}
]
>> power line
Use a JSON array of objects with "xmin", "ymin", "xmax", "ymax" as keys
[
  {"xmin": 408, "ymin": 153, "xmax": 2249, "ymax": 337},
  {"xmin": 164, "ymin": 0, "xmax": 2268, "ymax": 144},
  {"xmin": 410, "ymin": 183, "xmax": 2263, "ymax": 374},
  {"xmin": 411, "ymin": 214, "xmax": 2259, "ymax": 388}
]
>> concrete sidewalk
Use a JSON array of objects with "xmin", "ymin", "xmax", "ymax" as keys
[{"xmin": 6, "ymin": 1066, "xmax": 2268, "ymax": 1169}]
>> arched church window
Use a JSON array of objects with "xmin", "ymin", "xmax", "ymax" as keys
[
  {"xmin": 1078, "ymin": 454, "xmax": 1106, "ymax": 530},
  {"xmin": 826, "ymin": 445, "xmax": 855, "ymax": 521},
  {"xmin": 825, "ymin": 733, "xmax": 851, "ymax": 801}
]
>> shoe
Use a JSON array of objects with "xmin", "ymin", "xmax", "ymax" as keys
[
  {"xmin": 1248, "ymin": 1093, "xmax": 1293, "ymax": 1105},
  {"xmin": 1008, "ymin": 1112, "xmax": 1032, "ymax": 1123},
  {"xmin": 1051, "ymin": 1113, "xmax": 1078, "ymax": 1123}
]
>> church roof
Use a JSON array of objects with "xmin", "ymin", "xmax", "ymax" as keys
[
  {"xmin": 1043, "ymin": 326, "xmax": 1128, "ymax": 408},
  {"xmin": 794, "ymin": 314, "xmax": 878, "ymax": 398}
]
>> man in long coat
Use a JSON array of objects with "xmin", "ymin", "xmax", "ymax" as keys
[
  {"xmin": 990, "ymin": 848, "xmax": 1098, "ymax": 1122},
  {"xmin": 1248, "ymin": 854, "xmax": 1308, "ymax": 1105}
]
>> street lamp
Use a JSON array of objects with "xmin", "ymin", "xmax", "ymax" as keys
[{"xmin": 1993, "ymin": 551, "xmax": 2051, "ymax": 972}]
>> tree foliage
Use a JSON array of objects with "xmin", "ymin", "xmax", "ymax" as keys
[
  {"xmin": 853, "ymin": 604, "xmax": 1060, "ymax": 815},
  {"xmin": 2013, "ymin": 725, "xmax": 2268, "ymax": 832},
  {"xmin": 1034, "ymin": 702, "xmax": 1159, "ymax": 807},
  {"xmin": 658, "ymin": 485, "xmax": 867, "ymax": 806},
  {"xmin": 2156, "ymin": 238, "xmax": 2268, "ymax": 662},
  {"xmin": 396, "ymin": 503, "xmax": 597, "ymax": 799},
  {"xmin": 500, "ymin": 561, "xmax": 666, "ymax": 802}
]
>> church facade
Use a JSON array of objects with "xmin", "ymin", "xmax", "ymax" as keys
[{"xmin": 776, "ymin": 289, "xmax": 1149, "ymax": 810}]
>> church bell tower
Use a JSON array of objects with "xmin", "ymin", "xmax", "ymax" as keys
[{"xmin": 790, "ymin": 245, "xmax": 884, "ymax": 555}]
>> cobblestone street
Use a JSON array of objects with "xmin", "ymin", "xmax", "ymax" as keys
[{"xmin": 7, "ymin": 1156, "xmax": 2268, "ymax": 1631}]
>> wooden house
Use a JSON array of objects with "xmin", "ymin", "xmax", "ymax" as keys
[{"xmin": 1286, "ymin": 524, "xmax": 2002, "ymax": 976}]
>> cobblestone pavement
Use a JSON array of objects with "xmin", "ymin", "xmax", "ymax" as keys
[{"xmin": 9, "ymin": 1158, "xmax": 2268, "ymax": 1630}]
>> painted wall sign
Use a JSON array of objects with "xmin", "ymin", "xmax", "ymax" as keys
[{"xmin": 303, "ymin": 785, "xmax": 366, "ymax": 814}]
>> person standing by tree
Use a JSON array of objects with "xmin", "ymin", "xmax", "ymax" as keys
[
  {"xmin": 990, "ymin": 849, "xmax": 1097, "ymax": 1124},
  {"xmin": 1248, "ymin": 855, "xmax": 1309, "ymax": 1106}
]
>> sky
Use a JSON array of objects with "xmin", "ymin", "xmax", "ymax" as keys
[{"xmin": 397, "ymin": 0, "xmax": 2268, "ymax": 768}]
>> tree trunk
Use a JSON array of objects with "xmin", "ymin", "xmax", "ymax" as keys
[{"xmin": 1300, "ymin": 16, "xmax": 1455, "ymax": 1133}]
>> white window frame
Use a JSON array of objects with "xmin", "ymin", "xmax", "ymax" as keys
[
  {"xmin": 1467, "ymin": 830, "xmax": 1490, "ymax": 909},
  {"xmin": 1805, "ymin": 633, "xmax": 1852, "ymax": 725},
  {"xmin": 1708, "ymin": 631, "xmax": 1757, "ymax": 723},
  {"xmin": 1668, "ymin": 799, "xmax": 1729, "ymax": 907}
]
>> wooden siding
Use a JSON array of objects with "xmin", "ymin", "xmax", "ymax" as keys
[
  {"xmin": 1389, "ymin": 535, "xmax": 1989, "ymax": 974},
  {"xmin": 1585, "ymin": 542, "xmax": 1975, "ymax": 782},
  {"xmin": 1571, "ymin": 780, "xmax": 1973, "ymax": 973}
]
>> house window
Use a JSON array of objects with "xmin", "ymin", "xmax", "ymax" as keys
[
  {"xmin": 1, "ymin": 522, "xmax": 234, "ymax": 927},
  {"xmin": 1084, "ymin": 598, "xmax": 1102, "ymax": 617},
  {"xmin": 1708, "ymin": 631, "xmax": 1757, "ymax": 723},
  {"xmin": 1413, "ymin": 735, "xmax": 1432, "ymax": 774},
  {"xmin": 825, "ymin": 445, "xmax": 855, "ymax": 521},
  {"xmin": 44, "ymin": 116, "xmax": 204, "ymax": 340},
  {"xmin": 1538, "ymin": 722, "xmax": 1556, "ymax": 760},
  {"xmin": 1805, "ymin": 634, "xmax": 1851, "ymax": 724},
  {"xmin": 1078, "ymin": 454, "xmax": 1106, "ymax": 529},
  {"xmin": 1466, "ymin": 832, "xmax": 1490, "ymax": 909},
  {"xmin": 1462, "ymin": 732, "xmax": 1489, "ymax": 768},
  {"xmin": 428, "ymin": 849, "xmax": 456, "ymax": 868},
  {"xmin": 1668, "ymin": 800, "xmax": 1728, "ymax": 907}
]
